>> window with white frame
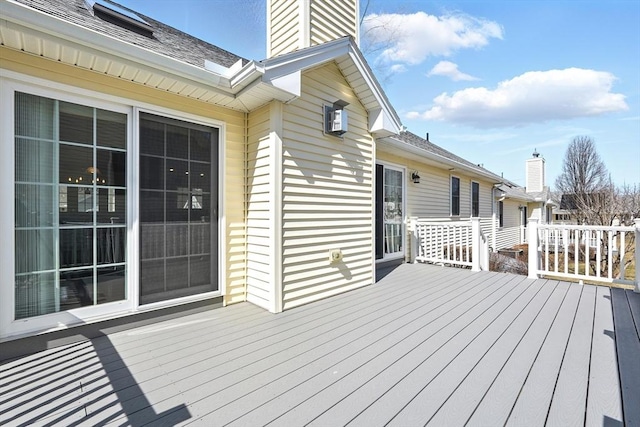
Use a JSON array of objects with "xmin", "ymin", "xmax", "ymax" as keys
[
  {"xmin": 498, "ymin": 200, "xmax": 504, "ymax": 227},
  {"xmin": 471, "ymin": 181, "xmax": 480, "ymax": 217},
  {"xmin": 451, "ymin": 176, "xmax": 460, "ymax": 216}
]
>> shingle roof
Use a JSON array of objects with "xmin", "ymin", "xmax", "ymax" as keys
[
  {"xmin": 14, "ymin": 0, "xmax": 246, "ymax": 69},
  {"xmin": 394, "ymin": 131, "xmax": 508, "ymax": 183}
]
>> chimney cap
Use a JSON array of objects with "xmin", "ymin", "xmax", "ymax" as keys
[{"xmin": 532, "ymin": 149, "xmax": 540, "ymax": 158}]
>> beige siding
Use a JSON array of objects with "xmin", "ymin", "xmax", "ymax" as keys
[
  {"xmin": 267, "ymin": 0, "xmax": 358, "ymax": 58},
  {"xmin": 267, "ymin": 0, "xmax": 301, "ymax": 58},
  {"xmin": 377, "ymin": 150, "xmax": 499, "ymax": 260},
  {"xmin": 280, "ymin": 62, "xmax": 374, "ymax": 310},
  {"xmin": 309, "ymin": 0, "xmax": 358, "ymax": 45},
  {"xmin": 495, "ymin": 199, "xmax": 524, "ymax": 249},
  {"xmin": 2, "ymin": 48, "xmax": 247, "ymax": 305}
]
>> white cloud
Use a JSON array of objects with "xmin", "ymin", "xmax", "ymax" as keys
[
  {"xmin": 407, "ymin": 68, "xmax": 628, "ymax": 128},
  {"xmin": 428, "ymin": 61, "xmax": 479, "ymax": 81},
  {"xmin": 390, "ymin": 64, "xmax": 407, "ymax": 73},
  {"xmin": 362, "ymin": 11, "xmax": 503, "ymax": 66}
]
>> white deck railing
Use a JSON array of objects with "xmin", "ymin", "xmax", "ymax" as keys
[
  {"xmin": 528, "ymin": 218, "xmax": 640, "ymax": 291},
  {"xmin": 412, "ymin": 217, "xmax": 489, "ymax": 271}
]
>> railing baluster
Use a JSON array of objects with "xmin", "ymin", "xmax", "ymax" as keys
[
  {"xmin": 544, "ymin": 228, "xmax": 549, "ymax": 273},
  {"xmin": 608, "ymin": 230, "xmax": 613, "ymax": 279},
  {"xmin": 620, "ymin": 231, "xmax": 626, "ymax": 280},
  {"xmin": 574, "ymin": 229, "xmax": 579, "ymax": 275},
  {"xmin": 596, "ymin": 230, "xmax": 601, "ymax": 278},
  {"xmin": 585, "ymin": 230, "xmax": 590, "ymax": 278}
]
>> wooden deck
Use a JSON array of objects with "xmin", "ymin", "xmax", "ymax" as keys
[{"xmin": 2, "ymin": 263, "xmax": 639, "ymax": 426}]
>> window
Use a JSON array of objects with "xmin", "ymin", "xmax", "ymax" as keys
[
  {"xmin": 498, "ymin": 200, "xmax": 504, "ymax": 228},
  {"xmin": 471, "ymin": 182, "xmax": 480, "ymax": 217},
  {"xmin": 451, "ymin": 176, "xmax": 460, "ymax": 216},
  {"xmin": 138, "ymin": 113, "xmax": 218, "ymax": 304},
  {"xmin": 14, "ymin": 92, "xmax": 127, "ymax": 319}
]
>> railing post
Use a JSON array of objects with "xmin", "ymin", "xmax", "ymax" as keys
[
  {"xmin": 411, "ymin": 218, "xmax": 418, "ymax": 264},
  {"xmin": 634, "ymin": 218, "xmax": 640, "ymax": 293},
  {"xmin": 528, "ymin": 218, "xmax": 539, "ymax": 279},
  {"xmin": 471, "ymin": 217, "xmax": 480, "ymax": 272}
]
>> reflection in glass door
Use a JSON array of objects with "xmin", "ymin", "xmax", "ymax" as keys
[
  {"xmin": 375, "ymin": 164, "xmax": 404, "ymax": 260},
  {"xmin": 139, "ymin": 113, "xmax": 218, "ymax": 304}
]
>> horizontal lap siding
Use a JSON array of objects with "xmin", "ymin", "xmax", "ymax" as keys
[
  {"xmin": 309, "ymin": 0, "xmax": 358, "ymax": 45},
  {"xmin": 281, "ymin": 63, "xmax": 373, "ymax": 310},
  {"xmin": 496, "ymin": 199, "xmax": 523, "ymax": 249},
  {"xmin": 377, "ymin": 150, "xmax": 498, "ymax": 260},
  {"xmin": 2, "ymin": 50, "xmax": 247, "ymax": 305},
  {"xmin": 268, "ymin": 0, "xmax": 300, "ymax": 57},
  {"xmin": 246, "ymin": 105, "xmax": 272, "ymax": 310}
]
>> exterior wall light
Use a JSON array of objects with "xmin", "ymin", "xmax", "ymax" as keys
[
  {"xmin": 324, "ymin": 99, "xmax": 349, "ymax": 136},
  {"xmin": 411, "ymin": 171, "xmax": 421, "ymax": 184}
]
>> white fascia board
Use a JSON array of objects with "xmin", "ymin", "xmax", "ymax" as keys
[
  {"xmin": 369, "ymin": 108, "xmax": 398, "ymax": 138},
  {"xmin": 267, "ymin": 70, "xmax": 302, "ymax": 97},
  {"xmin": 378, "ymin": 136, "xmax": 503, "ymax": 184},
  {"xmin": 260, "ymin": 37, "xmax": 402, "ymax": 134},
  {"xmin": 347, "ymin": 47, "xmax": 402, "ymax": 134},
  {"xmin": 1, "ymin": 0, "xmax": 246, "ymax": 95}
]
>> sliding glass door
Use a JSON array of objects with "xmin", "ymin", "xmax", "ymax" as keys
[
  {"xmin": 138, "ymin": 113, "xmax": 218, "ymax": 304},
  {"xmin": 14, "ymin": 92, "xmax": 127, "ymax": 319}
]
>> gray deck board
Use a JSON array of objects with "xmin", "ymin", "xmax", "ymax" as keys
[
  {"xmin": 379, "ymin": 277, "xmax": 551, "ymax": 426},
  {"xmin": 225, "ymin": 272, "xmax": 512, "ymax": 426},
  {"xmin": 294, "ymin": 273, "xmax": 528, "ymax": 427},
  {"xmin": 586, "ymin": 286, "xmax": 623, "ymax": 426},
  {"xmin": 545, "ymin": 283, "xmax": 596, "ymax": 427},
  {"xmin": 467, "ymin": 281, "xmax": 578, "ymax": 426},
  {"xmin": 1, "ymin": 263, "xmax": 635, "ymax": 427},
  {"xmin": 611, "ymin": 288, "xmax": 640, "ymax": 426},
  {"xmin": 504, "ymin": 283, "xmax": 584, "ymax": 426}
]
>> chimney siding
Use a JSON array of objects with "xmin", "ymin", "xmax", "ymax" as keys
[
  {"xmin": 267, "ymin": 0, "xmax": 359, "ymax": 58},
  {"xmin": 526, "ymin": 156, "xmax": 545, "ymax": 193}
]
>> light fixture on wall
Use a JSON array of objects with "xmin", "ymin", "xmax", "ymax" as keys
[
  {"xmin": 411, "ymin": 171, "xmax": 421, "ymax": 184},
  {"xmin": 324, "ymin": 99, "xmax": 349, "ymax": 136}
]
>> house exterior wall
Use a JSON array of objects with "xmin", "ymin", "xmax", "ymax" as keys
[
  {"xmin": 376, "ymin": 149, "xmax": 497, "ymax": 260},
  {"xmin": 1, "ymin": 47, "xmax": 247, "ymax": 338},
  {"xmin": 279, "ymin": 62, "xmax": 374, "ymax": 310},
  {"xmin": 495, "ymin": 198, "xmax": 523, "ymax": 250}
]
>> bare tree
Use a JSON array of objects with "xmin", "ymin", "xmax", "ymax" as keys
[
  {"xmin": 555, "ymin": 136, "xmax": 612, "ymax": 225},
  {"xmin": 554, "ymin": 136, "xmax": 638, "ymax": 279}
]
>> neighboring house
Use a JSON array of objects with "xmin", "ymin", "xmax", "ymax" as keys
[
  {"xmin": 492, "ymin": 151, "xmax": 556, "ymax": 250},
  {"xmin": 0, "ymin": 0, "xmax": 546, "ymax": 342}
]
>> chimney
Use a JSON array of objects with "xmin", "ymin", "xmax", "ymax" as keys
[
  {"xmin": 525, "ymin": 149, "xmax": 545, "ymax": 193},
  {"xmin": 266, "ymin": 0, "xmax": 360, "ymax": 58}
]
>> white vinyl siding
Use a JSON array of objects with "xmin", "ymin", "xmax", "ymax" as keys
[{"xmin": 280, "ymin": 63, "xmax": 373, "ymax": 310}]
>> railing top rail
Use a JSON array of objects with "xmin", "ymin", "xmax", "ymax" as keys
[
  {"xmin": 414, "ymin": 220, "xmax": 472, "ymax": 227},
  {"xmin": 538, "ymin": 224, "xmax": 635, "ymax": 232}
]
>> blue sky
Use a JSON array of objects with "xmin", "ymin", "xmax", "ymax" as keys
[{"xmin": 116, "ymin": 0, "xmax": 639, "ymax": 188}]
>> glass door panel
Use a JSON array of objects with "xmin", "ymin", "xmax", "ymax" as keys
[{"xmin": 139, "ymin": 113, "xmax": 218, "ymax": 305}]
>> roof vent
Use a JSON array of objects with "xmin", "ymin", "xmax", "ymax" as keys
[{"xmin": 86, "ymin": 0, "xmax": 153, "ymax": 35}]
